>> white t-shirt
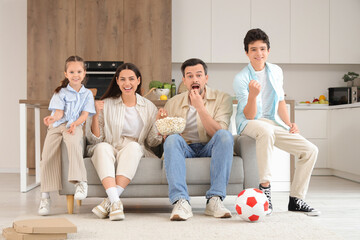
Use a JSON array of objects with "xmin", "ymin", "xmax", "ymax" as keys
[
  {"xmin": 122, "ymin": 106, "xmax": 143, "ymax": 139},
  {"xmin": 182, "ymin": 105, "xmax": 201, "ymax": 143},
  {"xmin": 256, "ymin": 68, "xmax": 274, "ymax": 119}
]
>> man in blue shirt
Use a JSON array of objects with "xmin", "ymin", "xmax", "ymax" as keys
[{"xmin": 233, "ymin": 28, "xmax": 320, "ymax": 216}]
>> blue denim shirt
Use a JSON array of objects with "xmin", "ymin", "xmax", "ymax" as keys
[
  {"xmin": 49, "ymin": 84, "xmax": 96, "ymax": 128},
  {"xmin": 233, "ymin": 62, "xmax": 289, "ymax": 134}
]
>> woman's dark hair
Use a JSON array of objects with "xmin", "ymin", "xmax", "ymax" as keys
[
  {"xmin": 100, "ymin": 63, "xmax": 142, "ymax": 100},
  {"xmin": 181, "ymin": 58, "xmax": 208, "ymax": 77},
  {"xmin": 54, "ymin": 55, "xmax": 86, "ymax": 93},
  {"xmin": 244, "ymin": 28, "xmax": 270, "ymax": 53}
]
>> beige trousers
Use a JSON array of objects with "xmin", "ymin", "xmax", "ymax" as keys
[
  {"xmin": 91, "ymin": 138, "xmax": 144, "ymax": 181},
  {"xmin": 40, "ymin": 124, "xmax": 86, "ymax": 192},
  {"xmin": 241, "ymin": 118, "xmax": 318, "ymax": 199}
]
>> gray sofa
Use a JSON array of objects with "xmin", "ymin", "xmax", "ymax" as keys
[{"xmin": 59, "ymin": 135, "xmax": 258, "ymax": 214}]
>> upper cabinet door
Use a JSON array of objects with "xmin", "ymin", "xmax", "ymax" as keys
[
  {"xmin": 330, "ymin": 0, "xmax": 360, "ymax": 64},
  {"xmin": 291, "ymin": 0, "xmax": 329, "ymax": 63},
  {"xmin": 172, "ymin": 0, "xmax": 211, "ymax": 63},
  {"xmin": 251, "ymin": 0, "xmax": 291, "ymax": 63},
  {"xmin": 212, "ymin": 0, "xmax": 250, "ymax": 63},
  {"xmin": 27, "ymin": 0, "xmax": 76, "ymax": 100},
  {"xmin": 76, "ymin": 0, "xmax": 124, "ymax": 61}
]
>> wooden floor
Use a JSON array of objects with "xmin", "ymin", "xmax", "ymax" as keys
[{"xmin": 0, "ymin": 174, "xmax": 359, "ymax": 239}]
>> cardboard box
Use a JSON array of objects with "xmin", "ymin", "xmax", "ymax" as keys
[
  {"xmin": 2, "ymin": 227, "xmax": 67, "ymax": 240},
  {"xmin": 13, "ymin": 218, "xmax": 76, "ymax": 234}
]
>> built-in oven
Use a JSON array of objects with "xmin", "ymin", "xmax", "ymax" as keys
[{"xmin": 84, "ymin": 61, "xmax": 123, "ymax": 99}]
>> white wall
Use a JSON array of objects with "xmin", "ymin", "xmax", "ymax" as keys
[
  {"xmin": 172, "ymin": 63, "xmax": 360, "ymax": 102},
  {"xmin": 0, "ymin": 0, "xmax": 27, "ymax": 172}
]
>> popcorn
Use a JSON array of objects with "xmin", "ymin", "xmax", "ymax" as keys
[{"xmin": 155, "ymin": 117, "xmax": 186, "ymax": 135}]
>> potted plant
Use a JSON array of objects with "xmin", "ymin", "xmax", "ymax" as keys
[{"xmin": 343, "ymin": 72, "xmax": 359, "ymax": 87}]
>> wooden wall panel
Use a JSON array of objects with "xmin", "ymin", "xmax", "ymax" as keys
[
  {"xmin": 76, "ymin": 0, "xmax": 124, "ymax": 61},
  {"xmin": 124, "ymin": 0, "xmax": 171, "ymax": 95},
  {"xmin": 27, "ymin": 0, "xmax": 75, "ymax": 170}
]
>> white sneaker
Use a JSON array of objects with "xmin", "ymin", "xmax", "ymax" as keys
[
  {"xmin": 205, "ymin": 196, "xmax": 232, "ymax": 218},
  {"xmin": 74, "ymin": 181, "xmax": 88, "ymax": 200},
  {"xmin": 109, "ymin": 200, "xmax": 125, "ymax": 221},
  {"xmin": 170, "ymin": 199, "xmax": 193, "ymax": 221},
  {"xmin": 92, "ymin": 198, "xmax": 111, "ymax": 219},
  {"xmin": 38, "ymin": 198, "xmax": 51, "ymax": 216}
]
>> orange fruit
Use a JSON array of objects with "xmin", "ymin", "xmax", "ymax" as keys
[
  {"xmin": 319, "ymin": 95, "xmax": 326, "ymax": 101},
  {"xmin": 160, "ymin": 95, "xmax": 168, "ymax": 100}
]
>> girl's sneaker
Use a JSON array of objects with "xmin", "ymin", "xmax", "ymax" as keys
[
  {"xmin": 74, "ymin": 181, "xmax": 88, "ymax": 200},
  {"xmin": 38, "ymin": 198, "xmax": 51, "ymax": 216}
]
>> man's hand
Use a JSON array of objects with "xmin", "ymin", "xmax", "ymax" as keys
[
  {"xmin": 248, "ymin": 80, "xmax": 261, "ymax": 98},
  {"xmin": 189, "ymin": 89, "xmax": 204, "ymax": 110},
  {"xmin": 288, "ymin": 123, "xmax": 300, "ymax": 134}
]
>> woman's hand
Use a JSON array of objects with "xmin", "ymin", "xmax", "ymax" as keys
[
  {"xmin": 95, "ymin": 100, "xmax": 104, "ymax": 114},
  {"xmin": 156, "ymin": 108, "xmax": 168, "ymax": 120}
]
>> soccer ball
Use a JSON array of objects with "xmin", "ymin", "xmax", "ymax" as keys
[{"xmin": 235, "ymin": 188, "xmax": 269, "ymax": 222}]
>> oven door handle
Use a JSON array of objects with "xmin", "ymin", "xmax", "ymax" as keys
[{"xmin": 86, "ymin": 71, "xmax": 116, "ymax": 75}]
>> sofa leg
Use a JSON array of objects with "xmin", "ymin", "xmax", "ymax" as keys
[
  {"xmin": 76, "ymin": 200, "xmax": 82, "ymax": 206},
  {"xmin": 66, "ymin": 195, "xmax": 74, "ymax": 214}
]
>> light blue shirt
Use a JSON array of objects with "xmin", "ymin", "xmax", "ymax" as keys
[
  {"xmin": 233, "ymin": 62, "xmax": 289, "ymax": 134},
  {"xmin": 49, "ymin": 84, "xmax": 96, "ymax": 128}
]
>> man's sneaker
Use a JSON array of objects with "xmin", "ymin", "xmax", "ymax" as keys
[
  {"xmin": 38, "ymin": 198, "xmax": 51, "ymax": 216},
  {"xmin": 74, "ymin": 181, "xmax": 88, "ymax": 200},
  {"xmin": 205, "ymin": 196, "xmax": 232, "ymax": 218},
  {"xmin": 170, "ymin": 199, "xmax": 193, "ymax": 221},
  {"xmin": 288, "ymin": 196, "xmax": 321, "ymax": 216},
  {"xmin": 109, "ymin": 200, "xmax": 125, "ymax": 221},
  {"xmin": 259, "ymin": 184, "xmax": 273, "ymax": 215},
  {"xmin": 92, "ymin": 198, "xmax": 111, "ymax": 219}
]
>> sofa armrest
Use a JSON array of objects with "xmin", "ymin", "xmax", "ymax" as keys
[{"xmin": 234, "ymin": 135, "xmax": 259, "ymax": 189}]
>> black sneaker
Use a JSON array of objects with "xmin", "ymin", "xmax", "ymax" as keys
[
  {"xmin": 259, "ymin": 184, "xmax": 272, "ymax": 215},
  {"xmin": 288, "ymin": 196, "xmax": 321, "ymax": 216}
]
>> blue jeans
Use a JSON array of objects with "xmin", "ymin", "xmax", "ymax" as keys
[{"xmin": 164, "ymin": 129, "xmax": 234, "ymax": 204}]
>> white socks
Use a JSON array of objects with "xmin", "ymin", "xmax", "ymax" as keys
[
  {"xmin": 116, "ymin": 185, "xmax": 124, "ymax": 196},
  {"xmin": 106, "ymin": 187, "xmax": 120, "ymax": 204},
  {"xmin": 41, "ymin": 192, "xmax": 50, "ymax": 199}
]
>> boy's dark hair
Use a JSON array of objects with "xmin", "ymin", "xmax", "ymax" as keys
[
  {"xmin": 181, "ymin": 58, "xmax": 208, "ymax": 77},
  {"xmin": 101, "ymin": 62, "xmax": 142, "ymax": 100},
  {"xmin": 54, "ymin": 55, "xmax": 85, "ymax": 93},
  {"xmin": 244, "ymin": 28, "xmax": 270, "ymax": 53}
]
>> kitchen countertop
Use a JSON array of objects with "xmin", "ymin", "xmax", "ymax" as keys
[{"xmin": 295, "ymin": 102, "xmax": 360, "ymax": 110}]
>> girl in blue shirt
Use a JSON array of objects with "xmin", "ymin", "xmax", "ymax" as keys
[{"xmin": 38, "ymin": 56, "xmax": 96, "ymax": 215}]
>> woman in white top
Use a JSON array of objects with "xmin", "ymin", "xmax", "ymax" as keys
[{"xmin": 86, "ymin": 63, "xmax": 162, "ymax": 221}]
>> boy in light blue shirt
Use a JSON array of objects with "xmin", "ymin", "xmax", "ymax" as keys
[{"xmin": 233, "ymin": 28, "xmax": 320, "ymax": 216}]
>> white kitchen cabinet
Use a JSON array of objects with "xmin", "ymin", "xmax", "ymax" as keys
[
  {"xmin": 295, "ymin": 109, "xmax": 328, "ymax": 169},
  {"xmin": 251, "ymin": 0, "xmax": 291, "ymax": 63},
  {"xmin": 290, "ymin": 0, "xmax": 330, "ymax": 63},
  {"xmin": 329, "ymin": 108, "xmax": 360, "ymax": 177},
  {"xmin": 330, "ymin": 0, "xmax": 360, "ymax": 63},
  {"xmin": 172, "ymin": 0, "xmax": 211, "ymax": 62},
  {"xmin": 211, "ymin": 0, "xmax": 250, "ymax": 63}
]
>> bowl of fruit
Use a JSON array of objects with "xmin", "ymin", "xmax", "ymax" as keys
[
  {"xmin": 149, "ymin": 81, "xmax": 171, "ymax": 100},
  {"xmin": 299, "ymin": 95, "xmax": 329, "ymax": 106}
]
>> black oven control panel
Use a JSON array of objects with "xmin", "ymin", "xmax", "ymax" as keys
[{"xmin": 85, "ymin": 61, "xmax": 123, "ymax": 71}]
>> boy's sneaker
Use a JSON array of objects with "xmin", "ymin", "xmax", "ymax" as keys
[
  {"xmin": 92, "ymin": 198, "xmax": 111, "ymax": 219},
  {"xmin": 288, "ymin": 196, "xmax": 321, "ymax": 216},
  {"xmin": 259, "ymin": 184, "xmax": 273, "ymax": 215},
  {"xmin": 170, "ymin": 199, "xmax": 193, "ymax": 221},
  {"xmin": 205, "ymin": 196, "xmax": 232, "ymax": 218},
  {"xmin": 109, "ymin": 200, "xmax": 125, "ymax": 221},
  {"xmin": 38, "ymin": 198, "xmax": 51, "ymax": 216},
  {"xmin": 74, "ymin": 181, "xmax": 88, "ymax": 200}
]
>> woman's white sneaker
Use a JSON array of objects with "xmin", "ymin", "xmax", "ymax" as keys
[
  {"xmin": 92, "ymin": 198, "xmax": 111, "ymax": 219},
  {"xmin": 38, "ymin": 198, "xmax": 51, "ymax": 216},
  {"xmin": 74, "ymin": 181, "xmax": 88, "ymax": 200},
  {"xmin": 109, "ymin": 200, "xmax": 125, "ymax": 221}
]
